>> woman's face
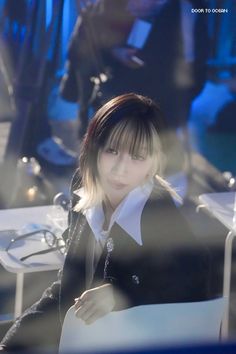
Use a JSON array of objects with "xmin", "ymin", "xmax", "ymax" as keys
[{"xmin": 98, "ymin": 144, "xmax": 154, "ymax": 208}]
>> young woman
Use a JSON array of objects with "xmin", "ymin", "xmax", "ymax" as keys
[{"xmin": 0, "ymin": 93, "xmax": 210, "ymax": 352}]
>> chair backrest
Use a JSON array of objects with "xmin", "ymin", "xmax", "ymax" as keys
[{"xmin": 59, "ymin": 297, "xmax": 226, "ymax": 353}]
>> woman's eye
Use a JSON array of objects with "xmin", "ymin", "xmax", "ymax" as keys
[
  {"xmin": 132, "ymin": 155, "xmax": 145, "ymax": 161},
  {"xmin": 106, "ymin": 148, "xmax": 118, "ymax": 155}
]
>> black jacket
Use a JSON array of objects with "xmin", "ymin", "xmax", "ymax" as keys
[{"xmin": 1, "ymin": 183, "xmax": 211, "ymax": 352}]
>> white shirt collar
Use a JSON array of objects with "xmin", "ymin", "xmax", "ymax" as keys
[{"xmin": 76, "ymin": 181, "xmax": 153, "ymax": 246}]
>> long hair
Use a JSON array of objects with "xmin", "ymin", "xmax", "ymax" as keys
[{"xmin": 74, "ymin": 93, "xmax": 180, "ymax": 211}]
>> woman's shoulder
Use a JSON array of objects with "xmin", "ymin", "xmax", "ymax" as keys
[
  {"xmin": 142, "ymin": 182, "xmax": 179, "ymax": 229},
  {"xmin": 71, "ymin": 169, "xmax": 81, "ymax": 192},
  {"xmin": 143, "ymin": 178, "xmax": 187, "ymax": 233},
  {"xmin": 69, "ymin": 169, "xmax": 81, "ymax": 204},
  {"xmin": 150, "ymin": 178, "xmax": 180, "ymax": 208}
]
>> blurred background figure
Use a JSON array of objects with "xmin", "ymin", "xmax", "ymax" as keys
[
  {"xmin": 1, "ymin": 0, "xmax": 27, "ymax": 59},
  {"xmin": 61, "ymin": 0, "xmax": 208, "ymax": 175},
  {"xmin": 189, "ymin": 0, "xmax": 236, "ymax": 175}
]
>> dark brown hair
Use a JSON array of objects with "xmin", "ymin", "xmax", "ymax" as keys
[{"xmin": 74, "ymin": 93, "xmax": 174, "ymax": 211}]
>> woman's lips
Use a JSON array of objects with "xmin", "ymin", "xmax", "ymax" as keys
[{"xmin": 108, "ymin": 180, "xmax": 127, "ymax": 190}]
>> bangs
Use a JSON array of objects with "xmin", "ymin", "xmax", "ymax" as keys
[{"xmin": 104, "ymin": 119, "xmax": 157, "ymax": 157}]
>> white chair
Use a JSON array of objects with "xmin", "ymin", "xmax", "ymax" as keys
[{"xmin": 59, "ymin": 297, "xmax": 226, "ymax": 353}]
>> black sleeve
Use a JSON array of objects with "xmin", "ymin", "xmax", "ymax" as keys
[{"xmin": 0, "ymin": 279, "xmax": 61, "ymax": 352}]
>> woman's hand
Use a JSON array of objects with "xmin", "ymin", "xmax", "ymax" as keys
[{"xmin": 74, "ymin": 284, "xmax": 115, "ymax": 325}]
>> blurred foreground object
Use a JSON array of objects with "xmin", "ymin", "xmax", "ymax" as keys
[{"xmin": 0, "ymin": 156, "xmax": 54, "ymax": 208}]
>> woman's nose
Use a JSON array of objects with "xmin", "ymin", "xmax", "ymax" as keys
[{"xmin": 111, "ymin": 154, "xmax": 128, "ymax": 175}]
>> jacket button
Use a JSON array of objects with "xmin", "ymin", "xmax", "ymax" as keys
[{"xmin": 132, "ymin": 275, "xmax": 140, "ymax": 285}]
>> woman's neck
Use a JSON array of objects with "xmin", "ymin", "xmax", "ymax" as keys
[{"xmin": 102, "ymin": 198, "xmax": 116, "ymax": 231}]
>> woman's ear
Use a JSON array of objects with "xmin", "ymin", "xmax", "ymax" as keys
[
  {"xmin": 154, "ymin": 152, "xmax": 166, "ymax": 177},
  {"xmin": 148, "ymin": 158, "xmax": 159, "ymax": 179}
]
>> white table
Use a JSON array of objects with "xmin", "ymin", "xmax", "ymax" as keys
[
  {"xmin": 199, "ymin": 192, "xmax": 236, "ymax": 338},
  {"xmin": 0, "ymin": 205, "xmax": 66, "ymax": 318}
]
